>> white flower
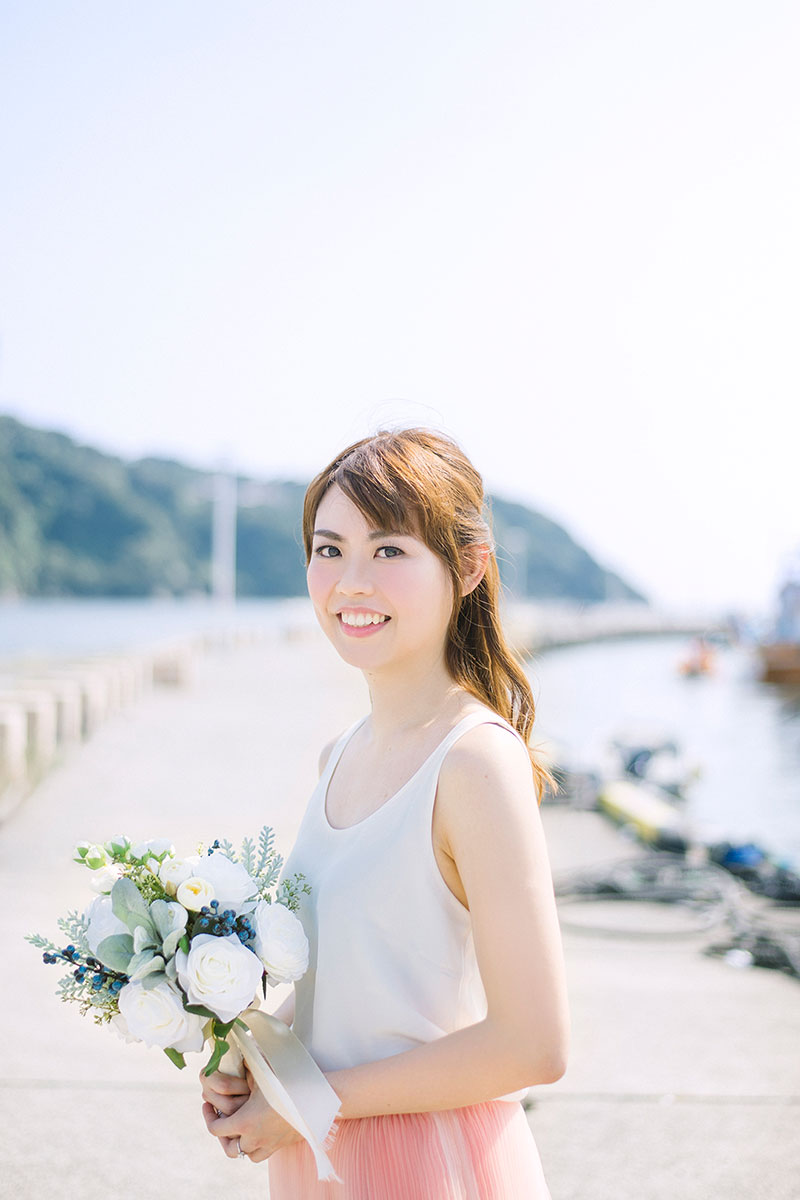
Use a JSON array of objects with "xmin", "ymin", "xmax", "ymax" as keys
[
  {"xmin": 159, "ymin": 857, "xmax": 195, "ymax": 896},
  {"xmin": 110, "ymin": 1011, "xmax": 138, "ymax": 1044},
  {"xmin": 89, "ymin": 863, "xmax": 125, "ymax": 895},
  {"xmin": 193, "ymin": 852, "xmax": 257, "ymax": 912},
  {"xmin": 82, "ymin": 843, "xmax": 110, "ymax": 870},
  {"xmin": 117, "ymin": 979, "xmax": 206, "ymax": 1052},
  {"xmin": 176, "ymin": 876, "xmax": 216, "ymax": 912},
  {"xmin": 131, "ymin": 838, "xmax": 174, "ymax": 862},
  {"xmin": 84, "ymin": 895, "xmax": 129, "ymax": 955},
  {"xmin": 104, "ymin": 834, "xmax": 131, "ymax": 856},
  {"xmin": 252, "ymin": 901, "xmax": 309, "ymax": 984},
  {"xmin": 176, "ymin": 933, "xmax": 263, "ymax": 1023}
]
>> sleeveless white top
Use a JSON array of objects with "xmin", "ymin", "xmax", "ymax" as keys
[{"xmin": 282, "ymin": 709, "xmax": 529, "ymax": 1102}]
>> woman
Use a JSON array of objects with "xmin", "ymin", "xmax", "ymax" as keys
[{"xmin": 201, "ymin": 428, "xmax": 570, "ymax": 1198}]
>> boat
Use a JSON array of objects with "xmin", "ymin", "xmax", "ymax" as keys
[
  {"xmin": 758, "ymin": 642, "xmax": 800, "ymax": 684},
  {"xmin": 597, "ymin": 779, "xmax": 688, "ymax": 852},
  {"xmin": 758, "ymin": 565, "xmax": 800, "ymax": 683}
]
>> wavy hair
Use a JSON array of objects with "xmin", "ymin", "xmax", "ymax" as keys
[{"xmin": 302, "ymin": 428, "xmax": 553, "ymax": 802}]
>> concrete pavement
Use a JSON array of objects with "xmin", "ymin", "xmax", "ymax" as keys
[{"xmin": 2, "ymin": 632, "xmax": 797, "ymax": 1199}]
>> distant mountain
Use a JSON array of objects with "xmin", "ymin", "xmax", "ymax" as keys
[{"xmin": 0, "ymin": 414, "xmax": 646, "ymax": 603}]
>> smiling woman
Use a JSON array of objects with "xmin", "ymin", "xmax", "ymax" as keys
[{"xmin": 199, "ymin": 428, "xmax": 569, "ymax": 1198}]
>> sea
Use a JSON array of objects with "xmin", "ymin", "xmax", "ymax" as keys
[{"xmin": 1, "ymin": 597, "xmax": 798, "ymax": 868}]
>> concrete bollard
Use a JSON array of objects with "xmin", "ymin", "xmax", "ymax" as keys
[
  {"xmin": 13, "ymin": 676, "xmax": 83, "ymax": 746},
  {"xmin": 0, "ymin": 689, "xmax": 59, "ymax": 786},
  {"xmin": 63, "ymin": 654, "xmax": 150, "ymax": 712},
  {"xmin": 0, "ymin": 702, "xmax": 31, "ymax": 820},
  {"xmin": 148, "ymin": 638, "xmax": 198, "ymax": 686}
]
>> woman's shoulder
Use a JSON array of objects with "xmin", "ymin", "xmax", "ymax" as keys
[
  {"xmin": 438, "ymin": 711, "xmax": 536, "ymax": 818},
  {"xmin": 446, "ymin": 711, "xmax": 531, "ymax": 770}
]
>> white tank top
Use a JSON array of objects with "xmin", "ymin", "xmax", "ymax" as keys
[{"xmin": 282, "ymin": 709, "xmax": 529, "ymax": 1102}]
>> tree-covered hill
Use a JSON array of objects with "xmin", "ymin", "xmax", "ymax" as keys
[{"xmin": 0, "ymin": 414, "xmax": 645, "ymax": 603}]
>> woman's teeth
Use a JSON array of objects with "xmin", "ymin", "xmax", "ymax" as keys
[{"xmin": 340, "ymin": 612, "xmax": 389, "ymax": 627}]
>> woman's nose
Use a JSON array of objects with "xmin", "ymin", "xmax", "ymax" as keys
[{"xmin": 336, "ymin": 557, "xmax": 375, "ymax": 596}]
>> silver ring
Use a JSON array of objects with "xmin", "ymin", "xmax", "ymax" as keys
[{"xmin": 236, "ymin": 1138, "xmax": 246, "ymax": 1159}]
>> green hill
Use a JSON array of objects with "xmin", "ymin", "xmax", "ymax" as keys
[{"xmin": 0, "ymin": 414, "xmax": 645, "ymax": 603}]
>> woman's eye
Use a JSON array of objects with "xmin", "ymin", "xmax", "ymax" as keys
[
  {"xmin": 314, "ymin": 545, "xmax": 341, "ymax": 558},
  {"xmin": 376, "ymin": 546, "xmax": 403, "ymax": 558}
]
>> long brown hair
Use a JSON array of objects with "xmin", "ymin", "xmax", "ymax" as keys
[{"xmin": 302, "ymin": 428, "xmax": 554, "ymax": 802}]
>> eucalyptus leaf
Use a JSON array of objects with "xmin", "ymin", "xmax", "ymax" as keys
[
  {"xmin": 95, "ymin": 933, "xmax": 134, "ymax": 973},
  {"xmin": 150, "ymin": 899, "xmax": 186, "ymax": 942},
  {"xmin": 130, "ymin": 953, "xmax": 165, "ymax": 982},
  {"xmin": 111, "ymin": 878, "xmax": 155, "ymax": 938},
  {"xmin": 141, "ymin": 969, "xmax": 168, "ymax": 991},
  {"xmin": 126, "ymin": 949, "xmax": 155, "ymax": 977},
  {"xmin": 162, "ymin": 929, "xmax": 183, "ymax": 959},
  {"xmin": 133, "ymin": 925, "xmax": 158, "ymax": 954}
]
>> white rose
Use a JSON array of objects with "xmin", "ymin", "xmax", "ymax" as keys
[
  {"xmin": 117, "ymin": 979, "xmax": 206, "ymax": 1052},
  {"xmin": 89, "ymin": 863, "xmax": 125, "ymax": 894},
  {"xmin": 252, "ymin": 901, "xmax": 309, "ymax": 984},
  {"xmin": 131, "ymin": 838, "xmax": 174, "ymax": 861},
  {"xmin": 176, "ymin": 933, "xmax": 263, "ymax": 1023},
  {"xmin": 110, "ymin": 1011, "xmax": 137, "ymax": 1043},
  {"xmin": 176, "ymin": 876, "xmax": 216, "ymax": 912},
  {"xmin": 193, "ymin": 852, "xmax": 257, "ymax": 912},
  {"xmin": 159, "ymin": 857, "xmax": 195, "ymax": 896},
  {"xmin": 84, "ymin": 894, "xmax": 129, "ymax": 955}
]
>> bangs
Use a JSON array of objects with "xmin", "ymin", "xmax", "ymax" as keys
[{"xmin": 326, "ymin": 439, "xmax": 453, "ymax": 542}]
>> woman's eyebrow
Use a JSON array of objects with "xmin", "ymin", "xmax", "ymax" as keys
[{"xmin": 312, "ymin": 528, "xmax": 407, "ymax": 541}]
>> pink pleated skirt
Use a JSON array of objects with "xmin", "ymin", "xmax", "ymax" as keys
[{"xmin": 268, "ymin": 1099, "xmax": 551, "ymax": 1200}]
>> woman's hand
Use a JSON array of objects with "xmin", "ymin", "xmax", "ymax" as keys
[
  {"xmin": 199, "ymin": 1066, "xmax": 251, "ymax": 1118},
  {"xmin": 201, "ymin": 1066, "xmax": 304, "ymax": 1163}
]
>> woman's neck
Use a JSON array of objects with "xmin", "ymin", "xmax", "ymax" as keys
[{"xmin": 361, "ymin": 656, "xmax": 472, "ymax": 745}]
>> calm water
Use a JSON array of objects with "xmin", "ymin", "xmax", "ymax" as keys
[
  {"xmin": 0, "ymin": 596, "xmax": 313, "ymax": 660},
  {"xmin": 1, "ymin": 599, "xmax": 797, "ymax": 866},
  {"xmin": 530, "ymin": 636, "xmax": 800, "ymax": 869}
]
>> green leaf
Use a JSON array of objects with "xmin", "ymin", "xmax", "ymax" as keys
[
  {"xmin": 178, "ymin": 934, "xmax": 190, "ymax": 954},
  {"xmin": 186, "ymin": 1003, "xmax": 218, "ymax": 1020},
  {"xmin": 164, "ymin": 1047, "xmax": 186, "ymax": 1070},
  {"xmin": 111, "ymin": 878, "xmax": 155, "ymax": 938},
  {"xmin": 203, "ymin": 1038, "xmax": 229, "ymax": 1077},
  {"xmin": 212, "ymin": 1018, "xmax": 235, "ymax": 1037},
  {"xmin": 95, "ymin": 933, "xmax": 134, "ymax": 973}
]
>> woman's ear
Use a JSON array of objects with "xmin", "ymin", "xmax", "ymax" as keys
[{"xmin": 460, "ymin": 544, "xmax": 490, "ymax": 596}]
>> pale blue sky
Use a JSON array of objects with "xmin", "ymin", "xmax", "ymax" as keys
[{"xmin": 1, "ymin": 1, "xmax": 798, "ymax": 614}]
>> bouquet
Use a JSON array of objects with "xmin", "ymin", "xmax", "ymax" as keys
[{"xmin": 27, "ymin": 830, "xmax": 340, "ymax": 1180}]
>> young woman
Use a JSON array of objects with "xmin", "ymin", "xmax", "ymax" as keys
[{"xmin": 201, "ymin": 428, "xmax": 570, "ymax": 1198}]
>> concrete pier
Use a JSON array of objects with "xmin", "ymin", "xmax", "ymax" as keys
[
  {"xmin": 2, "ymin": 632, "xmax": 797, "ymax": 1200},
  {"xmin": 0, "ymin": 636, "xmax": 208, "ymax": 822}
]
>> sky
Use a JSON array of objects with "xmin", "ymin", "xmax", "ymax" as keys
[{"xmin": 1, "ymin": 1, "xmax": 798, "ymax": 617}]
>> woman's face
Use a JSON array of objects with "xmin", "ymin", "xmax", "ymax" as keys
[{"xmin": 307, "ymin": 484, "xmax": 455, "ymax": 675}]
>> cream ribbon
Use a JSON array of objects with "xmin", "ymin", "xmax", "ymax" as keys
[{"xmin": 218, "ymin": 1012, "xmax": 341, "ymax": 1182}]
